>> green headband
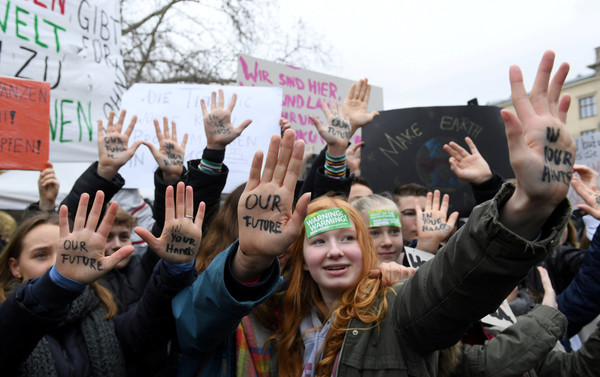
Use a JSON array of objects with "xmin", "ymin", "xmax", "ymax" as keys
[
  {"xmin": 368, "ymin": 209, "xmax": 401, "ymax": 228},
  {"xmin": 304, "ymin": 207, "xmax": 351, "ymax": 238}
]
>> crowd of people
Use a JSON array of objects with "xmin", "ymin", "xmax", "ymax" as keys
[{"xmin": 0, "ymin": 50, "xmax": 599, "ymax": 376}]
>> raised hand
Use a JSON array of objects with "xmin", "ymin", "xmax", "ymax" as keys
[
  {"xmin": 443, "ymin": 137, "xmax": 493, "ymax": 184},
  {"xmin": 97, "ymin": 110, "xmax": 143, "ymax": 180},
  {"xmin": 56, "ymin": 191, "xmax": 134, "ymax": 284},
  {"xmin": 573, "ymin": 164, "xmax": 599, "ymax": 191},
  {"xmin": 235, "ymin": 129, "xmax": 310, "ymax": 281},
  {"xmin": 500, "ymin": 51, "xmax": 576, "ymax": 238},
  {"xmin": 571, "ymin": 166, "xmax": 600, "ymax": 220},
  {"xmin": 38, "ymin": 161, "xmax": 60, "ymax": 211},
  {"xmin": 369, "ymin": 262, "xmax": 415, "ymax": 286},
  {"xmin": 538, "ymin": 266, "xmax": 557, "ymax": 309},
  {"xmin": 342, "ymin": 78, "xmax": 380, "ymax": 132},
  {"xmin": 202, "ymin": 89, "xmax": 252, "ymax": 150},
  {"xmin": 309, "ymin": 100, "xmax": 351, "ymax": 157},
  {"xmin": 279, "ymin": 117, "xmax": 292, "ymax": 136},
  {"xmin": 144, "ymin": 117, "xmax": 188, "ymax": 184},
  {"xmin": 135, "ymin": 182, "xmax": 204, "ymax": 264},
  {"xmin": 415, "ymin": 190, "xmax": 459, "ymax": 253},
  {"xmin": 346, "ymin": 141, "xmax": 364, "ymax": 176}
]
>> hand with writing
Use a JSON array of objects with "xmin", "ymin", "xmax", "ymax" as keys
[
  {"xmin": 38, "ymin": 161, "xmax": 60, "ymax": 211},
  {"xmin": 571, "ymin": 167, "xmax": 600, "ymax": 220},
  {"xmin": 346, "ymin": 141, "xmax": 364, "ymax": 177},
  {"xmin": 443, "ymin": 137, "xmax": 493, "ymax": 184},
  {"xmin": 144, "ymin": 117, "xmax": 188, "ymax": 185},
  {"xmin": 56, "ymin": 191, "xmax": 134, "ymax": 284},
  {"xmin": 538, "ymin": 266, "xmax": 557, "ymax": 309},
  {"xmin": 280, "ymin": 117, "xmax": 292, "ymax": 136},
  {"xmin": 202, "ymin": 89, "xmax": 252, "ymax": 150},
  {"xmin": 310, "ymin": 100, "xmax": 351, "ymax": 157},
  {"xmin": 97, "ymin": 110, "xmax": 143, "ymax": 181},
  {"xmin": 235, "ymin": 129, "xmax": 311, "ymax": 282},
  {"xmin": 135, "ymin": 182, "xmax": 204, "ymax": 264},
  {"xmin": 500, "ymin": 51, "xmax": 576, "ymax": 238},
  {"xmin": 369, "ymin": 262, "xmax": 415, "ymax": 287},
  {"xmin": 342, "ymin": 78, "xmax": 380, "ymax": 131},
  {"xmin": 415, "ymin": 190, "xmax": 458, "ymax": 254}
]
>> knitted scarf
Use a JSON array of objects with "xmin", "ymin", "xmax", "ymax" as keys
[{"xmin": 16, "ymin": 286, "xmax": 127, "ymax": 377}]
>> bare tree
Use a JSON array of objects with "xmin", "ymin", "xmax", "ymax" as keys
[{"xmin": 120, "ymin": 0, "xmax": 330, "ymax": 86}]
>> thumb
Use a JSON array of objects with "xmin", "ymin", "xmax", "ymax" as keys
[
  {"xmin": 143, "ymin": 141, "xmax": 160, "ymax": 160},
  {"xmin": 134, "ymin": 226, "xmax": 160, "ymax": 251},
  {"xmin": 129, "ymin": 140, "xmax": 143, "ymax": 154},
  {"xmin": 289, "ymin": 192, "xmax": 311, "ymax": 231},
  {"xmin": 368, "ymin": 269, "xmax": 381, "ymax": 279},
  {"xmin": 369, "ymin": 111, "xmax": 380, "ymax": 119},
  {"xmin": 101, "ymin": 245, "xmax": 135, "ymax": 271},
  {"xmin": 235, "ymin": 119, "xmax": 252, "ymax": 135}
]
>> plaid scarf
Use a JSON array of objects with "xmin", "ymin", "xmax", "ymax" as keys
[{"xmin": 235, "ymin": 315, "xmax": 273, "ymax": 377}]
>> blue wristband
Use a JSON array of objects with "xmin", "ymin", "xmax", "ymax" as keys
[
  {"xmin": 49, "ymin": 265, "xmax": 86, "ymax": 292},
  {"xmin": 163, "ymin": 260, "xmax": 196, "ymax": 275}
]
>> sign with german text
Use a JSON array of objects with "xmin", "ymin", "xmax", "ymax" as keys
[
  {"xmin": 362, "ymin": 106, "xmax": 514, "ymax": 216},
  {"xmin": 237, "ymin": 55, "xmax": 384, "ymax": 152},
  {"xmin": 119, "ymin": 84, "xmax": 282, "ymax": 193},
  {"xmin": 0, "ymin": 76, "xmax": 49, "ymax": 170},
  {"xmin": 0, "ymin": 0, "xmax": 125, "ymax": 162}
]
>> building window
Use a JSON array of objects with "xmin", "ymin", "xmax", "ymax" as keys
[{"xmin": 579, "ymin": 96, "xmax": 597, "ymax": 118}]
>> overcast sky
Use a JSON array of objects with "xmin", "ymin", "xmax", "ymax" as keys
[{"xmin": 280, "ymin": 0, "xmax": 600, "ymax": 110}]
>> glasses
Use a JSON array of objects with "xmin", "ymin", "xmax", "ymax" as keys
[{"xmin": 400, "ymin": 209, "xmax": 417, "ymax": 217}]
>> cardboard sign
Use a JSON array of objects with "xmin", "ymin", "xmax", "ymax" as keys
[
  {"xmin": 237, "ymin": 55, "xmax": 384, "ymax": 152},
  {"xmin": 0, "ymin": 0, "xmax": 125, "ymax": 162},
  {"xmin": 480, "ymin": 300, "xmax": 517, "ymax": 330},
  {"xmin": 568, "ymin": 131, "xmax": 600, "ymax": 207},
  {"xmin": 404, "ymin": 247, "xmax": 435, "ymax": 269},
  {"xmin": 119, "ymin": 84, "xmax": 282, "ymax": 193},
  {"xmin": 0, "ymin": 77, "xmax": 50, "ymax": 170},
  {"xmin": 362, "ymin": 106, "xmax": 514, "ymax": 216}
]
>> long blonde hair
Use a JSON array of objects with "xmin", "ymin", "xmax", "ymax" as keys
[
  {"xmin": 0, "ymin": 213, "xmax": 117, "ymax": 318},
  {"xmin": 272, "ymin": 197, "xmax": 389, "ymax": 377}
]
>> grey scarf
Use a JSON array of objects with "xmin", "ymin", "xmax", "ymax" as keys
[{"xmin": 17, "ymin": 286, "xmax": 126, "ymax": 377}]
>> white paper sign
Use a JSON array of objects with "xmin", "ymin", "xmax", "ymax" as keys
[
  {"xmin": 0, "ymin": 0, "xmax": 125, "ymax": 162},
  {"xmin": 237, "ymin": 55, "xmax": 384, "ymax": 152},
  {"xmin": 404, "ymin": 246, "xmax": 435, "ymax": 269},
  {"xmin": 568, "ymin": 131, "xmax": 600, "ymax": 206},
  {"xmin": 119, "ymin": 84, "xmax": 282, "ymax": 193},
  {"xmin": 480, "ymin": 300, "xmax": 517, "ymax": 330}
]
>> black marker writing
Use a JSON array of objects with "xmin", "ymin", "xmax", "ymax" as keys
[
  {"xmin": 63, "ymin": 240, "xmax": 88, "ymax": 252},
  {"xmin": 170, "ymin": 233, "xmax": 196, "ymax": 246},
  {"xmin": 542, "ymin": 127, "xmax": 572, "ymax": 187},
  {"xmin": 243, "ymin": 215, "xmax": 282, "ymax": 233},
  {"xmin": 245, "ymin": 194, "xmax": 282, "ymax": 213},
  {"xmin": 61, "ymin": 254, "xmax": 103, "ymax": 270},
  {"xmin": 489, "ymin": 307, "xmax": 513, "ymax": 323},
  {"xmin": 165, "ymin": 244, "xmax": 195, "ymax": 255},
  {"xmin": 408, "ymin": 254, "xmax": 426, "ymax": 268}
]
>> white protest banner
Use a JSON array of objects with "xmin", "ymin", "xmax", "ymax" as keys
[
  {"xmin": 404, "ymin": 247, "xmax": 435, "ymax": 269},
  {"xmin": 480, "ymin": 300, "xmax": 517, "ymax": 330},
  {"xmin": 0, "ymin": 0, "xmax": 125, "ymax": 162},
  {"xmin": 119, "ymin": 84, "xmax": 282, "ymax": 193},
  {"xmin": 568, "ymin": 131, "xmax": 600, "ymax": 206},
  {"xmin": 237, "ymin": 55, "xmax": 384, "ymax": 152}
]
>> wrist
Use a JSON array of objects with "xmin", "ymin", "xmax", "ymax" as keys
[
  {"xmin": 500, "ymin": 186, "xmax": 556, "ymax": 239},
  {"xmin": 39, "ymin": 198, "xmax": 56, "ymax": 211},
  {"xmin": 232, "ymin": 245, "xmax": 275, "ymax": 282},
  {"xmin": 162, "ymin": 171, "xmax": 182, "ymax": 185},
  {"xmin": 327, "ymin": 145, "xmax": 346, "ymax": 157},
  {"xmin": 206, "ymin": 143, "xmax": 226, "ymax": 151},
  {"xmin": 471, "ymin": 171, "xmax": 494, "ymax": 185},
  {"xmin": 97, "ymin": 161, "xmax": 118, "ymax": 181}
]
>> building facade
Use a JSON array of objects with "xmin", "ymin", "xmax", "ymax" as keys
[{"xmin": 493, "ymin": 47, "xmax": 600, "ymax": 137}]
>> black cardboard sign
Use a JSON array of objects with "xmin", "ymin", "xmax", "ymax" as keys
[{"xmin": 362, "ymin": 106, "xmax": 514, "ymax": 216}]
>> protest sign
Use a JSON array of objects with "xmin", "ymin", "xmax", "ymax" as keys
[
  {"xmin": 237, "ymin": 55, "xmax": 384, "ymax": 152},
  {"xmin": 0, "ymin": 0, "xmax": 125, "ymax": 162},
  {"xmin": 480, "ymin": 300, "xmax": 517, "ymax": 330},
  {"xmin": 119, "ymin": 84, "xmax": 282, "ymax": 193},
  {"xmin": 0, "ymin": 76, "xmax": 50, "ymax": 170},
  {"xmin": 362, "ymin": 106, "xmax": 514, "ymax": 216},
  {"xmin": 404, "ymin": 246, "xmax": 434, "ymax": 269},
  {"xmin": 568, "ymin": 131, "xmax": 600, "ymax": 206}
]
